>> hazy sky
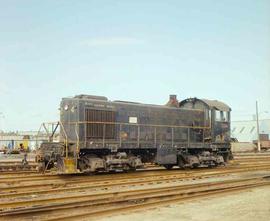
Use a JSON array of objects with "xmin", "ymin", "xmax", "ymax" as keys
[{"xmin": 0, "ymin": 0, "xmax": 269, "ymax": 131}]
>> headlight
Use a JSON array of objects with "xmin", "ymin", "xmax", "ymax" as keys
[{"xmin": 64, "ymin": 104, "xmax": 69, "ymax": 111}]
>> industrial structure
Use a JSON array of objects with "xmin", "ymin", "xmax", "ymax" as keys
[{"xmin": 231, "ymin": 119, "xmax": 270, "ymax": 142}]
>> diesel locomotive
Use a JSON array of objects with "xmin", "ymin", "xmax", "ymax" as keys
[{"xmin": 36, "ymin": 94, "xmax": 232, "ymax": 173}]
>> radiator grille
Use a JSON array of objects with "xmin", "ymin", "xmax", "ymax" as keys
[{"xmin": 85, "ymin": 109, "xmax": 115, "ymax": 139}]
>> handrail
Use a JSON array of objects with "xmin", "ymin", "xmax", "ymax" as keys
[
  {"xmin": 35, "ymin": 122, "xmax": 59, "ymax": 147},
  {"xmin": 75, "ymin": 122, "xmax": 79, "ymax": 154},
  {"xmin": 58, "ymin": 121, "xmax": 68, "ymax": 158},
  {"xmin": 68, "ymin": 121, "xmax": 207, "ymax": 150},
  {"xmin": 36, "ymin": 121, "xmax": 69, "ymax": 157},
  {"xmin": 35, "ymin": 124, "xmax": 44, "ymax": 149},
  {"xmin": 67, "ymin": 121, "xmax": 210, "ymax": 130},
  {"xmin": 37, "ymin": 120, "xmax": 209, "ymax": 162}
]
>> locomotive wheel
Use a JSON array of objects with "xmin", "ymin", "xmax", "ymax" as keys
[
  {"xmin": 164, "ymin": 164, "xmax": 173, "ymax": 170},
  {"xmin": 178, "ymin": 155, "xmax": 185, "ymax": 168},
  {"xmin": 191, "ymin": 163, "xmax": 199, "ymax": 169},
  {"xmin": 228, "ymin": 152, "xmax": 234, "ymax": 160},
  {"xmin": 125, "ymin": 167, "xmax": 136, "ymax": 172},
  {"xmin": 38, "ymin": 162, "xmax": 45, "ymax": 172},
  {"xmin": 45, "ymin": 161, "xmax": 54, "ymax": 170},
  {"xmin": 207, "ymin": 163, "xmax": 216, "ymax": 168},
  {"xmin": 222, "ymin": 153, "xmax": 229, "ymax": 163}
]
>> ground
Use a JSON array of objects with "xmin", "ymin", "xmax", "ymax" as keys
[{"xmin": 97, "ymin": 186, "xmax": 270, "ymax": 221}]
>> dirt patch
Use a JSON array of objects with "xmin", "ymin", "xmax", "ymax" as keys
[{"xmin": 96, "ymin": 186, "xmax": 270, "ymax": 221}]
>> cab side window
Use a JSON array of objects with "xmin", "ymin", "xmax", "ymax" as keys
[
  {"xmin": 215, "ymin": 110, "xmax": 221, "ymax": 121},
  {"xmin": 215, "ymin": 110, "xmax": 228, "ymax": 122}
]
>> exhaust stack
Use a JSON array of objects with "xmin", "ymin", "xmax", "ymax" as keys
[{"xmin": 166, "ymin": 95, "xmax": 179, "ymax": 107}]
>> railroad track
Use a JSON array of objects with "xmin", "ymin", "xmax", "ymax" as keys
[
  {"xmin": 0, "ymin": 153, "xmax": 268, "ymax": 173},
  {"xmin": 0, "ymin": 171, "xmax": 38, "ymax": 176},
  {"xmin": 234, "ymin": 152, "xmax": 270, "ymax": 156},
  {"xmin": 0, "ymin": 155, "xmax": 270, "ymax": 220},
  {"xmin": 1, "ymin": 163, "xmax": 270, "ymax": 201},
  {"xmin": 233, "ymin": 158, "xmax": 270, "ymax": 162},
  {"xmin": 0, "ymin": 161, "xmax": 37, "ymax": 172},
  {"xmin": 0, "ymin": 162, "xmax": 269, "ymax": 182},
  {"xmin": 0, "ymin": 157, "xmax": 269, "ymax": 188},
  {"xmin": 0, "ymin": 161, "xmax": 36, "ymax": 164},
  {"xmin": 0, "ymin": 156, "xmax": 268, "ymax": 177},
  {"xmin": 1, "ymin": 175, "xmax": 269, "ymax": 221},
  {"xmin": 0, "ymin": 166, "xmax": 37, "ymax": 173}
]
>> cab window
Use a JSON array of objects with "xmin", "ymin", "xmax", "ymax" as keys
[{"xmin": 215, "ymin": 110, "xmax": 229, "ymax": 122}]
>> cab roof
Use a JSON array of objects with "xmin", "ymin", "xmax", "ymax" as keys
[{"xmin": 179, "ymin": 98, "xmax": 231, "ymax": 112}]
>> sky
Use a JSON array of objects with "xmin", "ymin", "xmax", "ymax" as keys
[{"xmin": 0, "ymin": 0, "xmax": 269, "ymax": 131}]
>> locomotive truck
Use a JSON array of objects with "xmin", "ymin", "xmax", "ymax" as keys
[{"xmin": 36, "ymin": 94, "xmax": 232, "ymax": 173}]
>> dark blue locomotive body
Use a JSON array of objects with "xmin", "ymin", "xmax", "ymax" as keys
[{"xmin": 37, "ymin": 94, "xmax": 232, "ymax": 173}]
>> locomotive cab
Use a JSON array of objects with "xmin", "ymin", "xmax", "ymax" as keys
[{"xmin": 179, "ymin": 98, "xmax": 232, "ymax": 162}]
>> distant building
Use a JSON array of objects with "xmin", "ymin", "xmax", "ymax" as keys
[
  {"xmin": 0, "ymin": 131, "xmax": 58, "ymax": 150},
  {"xmin": 231, "ymin": 119, "xmax": 270, "ymax": 142}
]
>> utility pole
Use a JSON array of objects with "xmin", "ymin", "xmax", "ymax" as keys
[
  {"xmin": 0, "ymin": 112, "xmax": 3, "ymax": 148},
  {"xmin": 256, "ymin": 101, "xmax": 261, "ymax": 152},
  {"xmin": 0, "ymin": 112, "xmax": 3, "ymax": 133}
]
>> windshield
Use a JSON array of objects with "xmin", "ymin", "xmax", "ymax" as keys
[{"xmin": 215, "ymin": 110, "xmax": 229, "ymax": 122}]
